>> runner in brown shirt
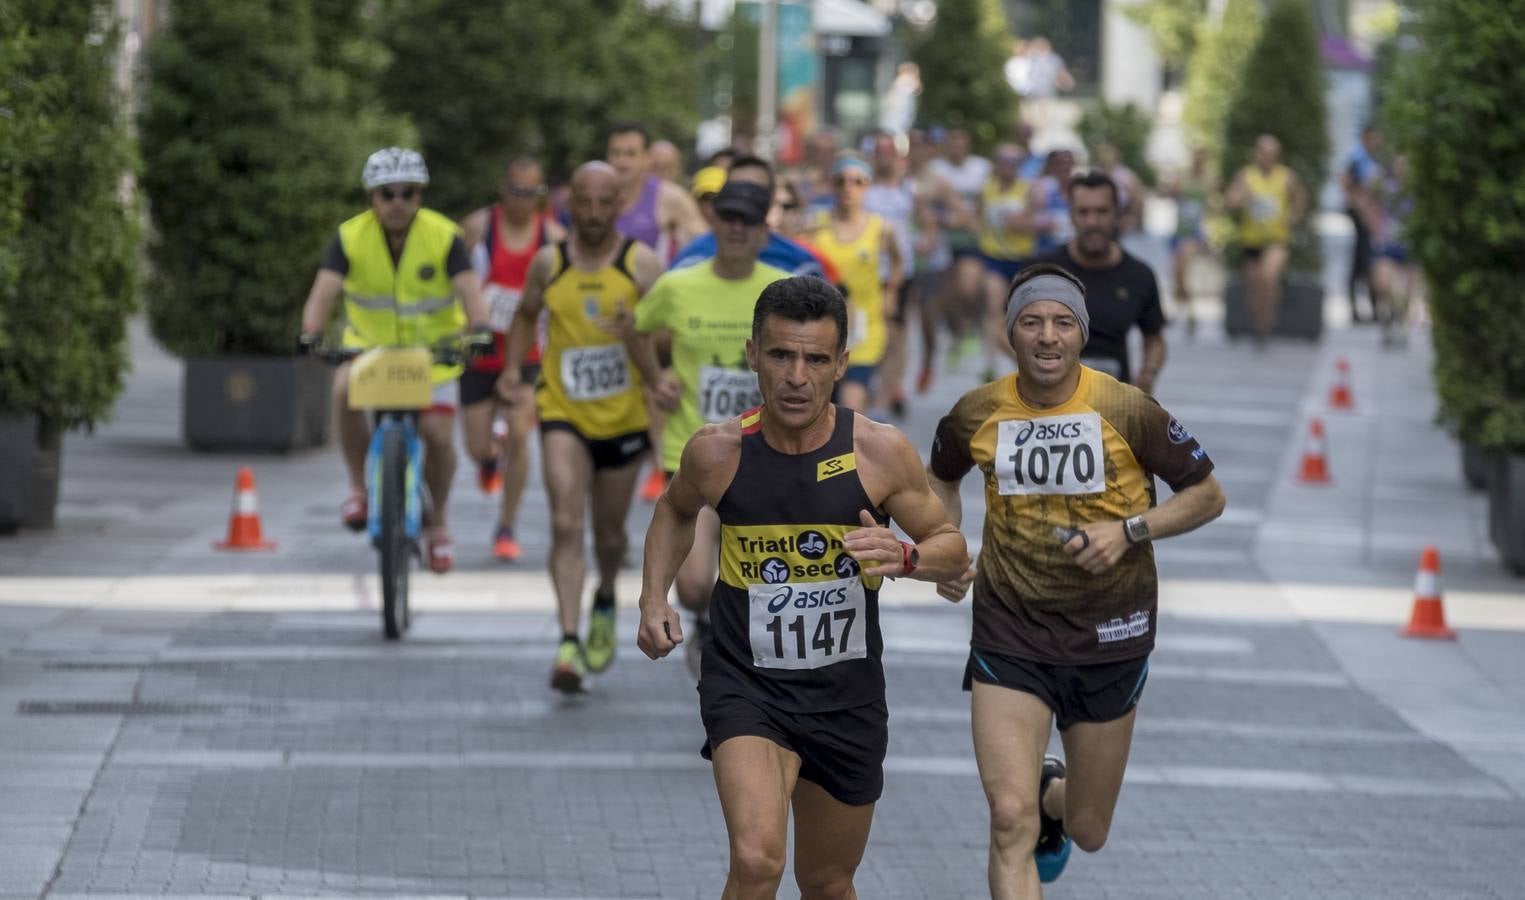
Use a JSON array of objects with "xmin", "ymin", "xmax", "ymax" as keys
[{"xmin": 927, "ymin": 262, "xmax": 1225, "ymax": 896}]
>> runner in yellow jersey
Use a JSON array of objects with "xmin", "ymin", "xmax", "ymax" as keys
[
  {"xmin": 927, "ymin": 263, "xmax": 1225, "ymax": 894},
  {"xmin": 1226, "ymin": 135, "xmax": 1307, "ymax": 345},
  {"xmin": 977, "ymin": 144, "xmax": 1037, "ymax": 380},
  {"xmin": 500, "ymin": 162, "xmax": 664, "ymax": 693},
  {"xmin": 630, "ymin": 180, "xmax": 789, "ymax": 677},
  {"xmin": 806, "ymin": 155, "xmax": 903, "ymax": 413}
]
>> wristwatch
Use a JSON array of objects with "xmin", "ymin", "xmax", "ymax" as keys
[
  {"xmin": 899, "ymin": 541, "xmax": 919, "ymax": 576},
  {"xmin": 1123, "ymin": 515, "xmax": 1151, "ymax": 545}
]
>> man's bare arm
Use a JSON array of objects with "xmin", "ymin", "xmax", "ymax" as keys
[
  {"xmin": 300, "ymin": 269, "xmax": 344, "ymax": 334},
  {"xmin": 850, "ymin": 420, "xmax": 970, "ymax": 582}
]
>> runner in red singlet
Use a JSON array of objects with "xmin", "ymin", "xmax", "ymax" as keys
[{"xmin": 459, "ymin": 157, "xmax": 566, "ymax": 560}]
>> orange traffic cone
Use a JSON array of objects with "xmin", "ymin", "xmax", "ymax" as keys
[
  {"xmin": 214, "ymin": 466, "xmax": 276, "ymax": 551},
  {"xmin": 1296, "ymin": 418, "xmax": 1331, "ymax": 485},
  {"xmin": 1401, "ymin": 546, "xmax": 1456, "ymax": 640},
  {"xmin": 1328, "ymin": 357, "xmax": 1355, "ymax": 410}
]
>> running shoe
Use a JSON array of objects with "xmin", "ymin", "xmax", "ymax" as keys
[
  {"xmin": 477, "ymin": 458, "xmax": 502, "ymax": 495},
  {"xmin": 684, "ymin": 612, "xmax": 710, "ymax": 680},
  {"xmin": 426, "ymin": 532, "xmax": 454, "ymax": 574},
  {"xmin": 1035, "ymin": 754, "xmax": 1072, "ymax": 883},
  {"xmin": 639, "ymin": 467, "xmax": 667, "ymax": 502},
  {"xmin": 340, "ymin": 490, "xmax": 367, "ymax": 532},
  {"xmin": 549, "ymin": 638, "xmax": 586, "ymax": 694},
  {"xmin": 491, "ymin": 525, "xmax": 521, "ymax": 562},
  {"xmin": 585, "ymin": 599, "xmax": 617, "ymax": 672}
]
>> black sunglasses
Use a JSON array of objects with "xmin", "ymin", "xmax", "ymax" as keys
[
  {"xmin": 378, "ymin": 186, "xmax": 419, "ymax": 202},
  {"xmin": 507, "ymin": 185, "xmax": 547, "ymax": 199}
]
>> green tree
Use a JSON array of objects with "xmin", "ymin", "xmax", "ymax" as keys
[
  {"xmin": 1182, "ymin": 0, "xmax": 1260, "ymax": 166},
  {"xmin": 0, "ymin": 0, "xmax": 139, "ymax": 429},
  {"xmin": 1221, "ymin": 0, "xmax": 1329, "ymax": 269},
  {"xmin": 911, "ymin": 0, "xmax": 1020, "ymax": 149},
  {"xmin": 1387, "ymin": 0, "xmax": 1525, "ymax": 450},
  {"xmin": 1077, "ymin": 101, "xmax": 1157, "ymax": 188},
  {"xmin": 1123, "ymin": 0, "xmax": 1209, "ymax": 72},
  {"xmin": 140, "ymin": 0, "xmax": 360, "ymax": 357},
  {"xmin": 382, "ymin": 0, "xmax": 704, "ymax": 216}
]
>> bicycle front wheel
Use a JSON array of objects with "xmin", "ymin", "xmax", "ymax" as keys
[{"xmin": 378, "ymin": 425, "xmax": 410, "ymax": 640}]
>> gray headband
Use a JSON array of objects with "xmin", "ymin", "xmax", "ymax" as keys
[{"xmin": 1005, "ymin": 274, "xmax": 1089, "ymax": 345}]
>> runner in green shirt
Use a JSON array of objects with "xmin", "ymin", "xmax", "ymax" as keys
[{"xmin": 632, "ymin": 180, "xmax": 789, "ymax": 676}]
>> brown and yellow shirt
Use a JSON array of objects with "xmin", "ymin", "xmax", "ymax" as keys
[{"xmin": 929, "ymin": 367, "xmax": 1213, "ymax": 664}]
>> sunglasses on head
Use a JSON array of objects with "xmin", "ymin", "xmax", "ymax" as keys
[
  {"xmin": 507, "ymin": 185, "xmax": 547, "ymax": 199},
  {"xmin": 378, "ymin": 186, "xmax": 419, "ymax": 202}
]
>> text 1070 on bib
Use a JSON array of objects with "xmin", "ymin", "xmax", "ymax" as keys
[{"xmin": 995, "ymin": 413, "xmax": 1106, "ymax": 496}]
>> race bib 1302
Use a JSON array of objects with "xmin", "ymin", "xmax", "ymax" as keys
[{"xmin": 561, "ymin": 344, "xmax": 630, "ymax": 402}]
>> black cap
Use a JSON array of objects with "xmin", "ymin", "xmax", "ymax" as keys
[{"xmin": 712, "ymin": 181, "xmax": 771, "ymax": 226}]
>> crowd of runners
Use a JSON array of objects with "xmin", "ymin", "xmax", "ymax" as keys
[{"xmin": 298, "ymin": 120, "xmax": 1256, "ymax": 898}]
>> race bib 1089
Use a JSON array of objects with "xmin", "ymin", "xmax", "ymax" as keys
[
  {"xmin": 749, "ymin": 576, "xmax": 867, "ymax": 670},
  {"xmin": 561, "ymin": 344, "xmax": 629, "ymax": 402},
  {"xmin": 698, "ymin": 366, "xmax": 761, "ymax": 423},
  {"xmin": 994, "ymin": 413, "xmax": 1106, "ymax": 496}
]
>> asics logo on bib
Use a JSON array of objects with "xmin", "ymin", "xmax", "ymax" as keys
[
  {"xmin": 764, "ymin": 582, "xmax": 852, "ymax": 614},
  {"xmin": 1013, "ymin": 420, "xmax": 1085, "ymax": 445}
]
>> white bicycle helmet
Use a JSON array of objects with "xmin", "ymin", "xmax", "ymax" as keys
[{"xmin": 362, "ymin": 147, "xmax": 430, "ymax": 190}]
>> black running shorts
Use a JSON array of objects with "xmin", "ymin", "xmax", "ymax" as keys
[
  {"xmin": 698, "ymin": 671, "xmax": 888, "ymax": 807},
  {"xmin": 539, "ymin": 420, "xmax": 650, "ymax": 471},
  {"xmin": 963, "ymin": 648, "xmax": 1149, "ymax": 732},
  {"xmin": 459, "ymin": 365, "xmax": 540, "ymax": 407}
]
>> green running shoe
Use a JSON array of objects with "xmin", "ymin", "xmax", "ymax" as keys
[
  {"xmin": 549, "ymin": 638, "xmax": 586, "ymax": 694},
  {"xmin": 585, "ymin": 603, "xmax": 617, "ymax": 673}
]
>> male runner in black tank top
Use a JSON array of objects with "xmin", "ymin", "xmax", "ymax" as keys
[{"xmin": 636, "ymin": 277, "xmax": 969, "ymax": 900}]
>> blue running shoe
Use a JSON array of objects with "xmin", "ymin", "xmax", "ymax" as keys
[{"xmin": 1035, "ymin": 755, "xmax": 1071, "ymax": 883}]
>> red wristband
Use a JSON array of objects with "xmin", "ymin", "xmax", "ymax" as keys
[{"xmin": 899, "ymin": 541, "xmax": 918, "ymax": 576}]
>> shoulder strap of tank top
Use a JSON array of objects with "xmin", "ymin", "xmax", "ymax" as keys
[
  {"xmin": 484, "ymin": 204, "xmax": 500, "ymax": 254},
  {"xmin": 612, "ymin": 237, "xmax": 639, "ymax": 282}
]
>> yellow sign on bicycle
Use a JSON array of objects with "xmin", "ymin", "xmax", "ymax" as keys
[{"xmin": 348, "ymin": 347, "xmax": 433, "ymax": 410}]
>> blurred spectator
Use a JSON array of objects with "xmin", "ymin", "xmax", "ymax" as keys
[
  {"xmin": 1167, "ymin": 146, "xmax": 1217, "ymax": 336},
  {"xmin": 879, "ymin": 62, "xmax": 921, "ymax": 138},
  {"xmin": 1095, "ymin": 142, "xmax": 1144, "ymax": 234},
  {"xmin": 1340, "ymin": 125, "xmax": 1383, "ymax": 323},
  {"xmin": 650, "ymin": 140, "xmax": 683, "ymax": 186}
]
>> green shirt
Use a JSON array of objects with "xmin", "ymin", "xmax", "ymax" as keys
[{"xmin": 635, "ymin": 259, "xmax": 790, "ymax": 471}]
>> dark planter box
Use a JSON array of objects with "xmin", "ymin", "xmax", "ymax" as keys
[
  {"xmin": 1462, "ymin": 441, "xmax": 1490, "ymax": 491},
  {"xmin": 1489, "ymin": 452, "xmax": 1525, "ymax": 576},
  {"xmin": 0, "ymin": 413, "xmax": 62, "ymax": 534},
  {"xmin": 1223, "ymin": 272, "xmax": 1325, "ymax": 340},
  {"xmin": 184, "ymin": 356, "xmax": 331, "ymax": 452}
]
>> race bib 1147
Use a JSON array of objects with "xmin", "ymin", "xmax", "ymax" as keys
[
  {"xmin": 994, "ymin": 412, "xmax": 1106, "ymax": 496},
  {"xmin": 748, "ymin": 576, "xmax": 867, "ymax": 670}
]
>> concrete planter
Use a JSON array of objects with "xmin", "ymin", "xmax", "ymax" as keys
[
  {"xmin": 1488, "ymin": 452, "xmax": 1525, "ymax": 576},
  {"xmin": 1223, "ymin": 272, "xmax": 1325, "ymax": 341},
  {"xmin": 184, "ymin": 356, "xmax": 331, "ymax": 452},
  {"xmin": 1462, "ymin": 441, "xmax": 1490, "ymax": 491},
  {"xmin": 0, "ymin": 413, "xmax": 62, "ymax": 533}
]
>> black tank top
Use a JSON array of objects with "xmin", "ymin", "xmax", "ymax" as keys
[{"xmin": 707, "ymin": 405, "xmax": 886, "ymax": 712}]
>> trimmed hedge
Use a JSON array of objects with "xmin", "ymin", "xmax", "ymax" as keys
[
  {"xmin": 140, "ymin": 0, "xmax": 368, "ymax": 357},
  {"xmin": 382, "ymin": 0, "xmax": 704, "ymax": 215},
  {"xmin": 1077, "ymin": 101, "xmax": 1157, "ymax": 188},
  {"xmin": 1182, "ymin": 0, "xmax": 1260, "ymax": 168},
  {"xmin": 0, "ymin": 1, "xmax": 139, "ymax": 429},
  {"xmin": 1387, "ymin": 0, "xmax": 1525, "ymax": 451},
  {"xmin": 911, "ymin": 0, "xmax": 1020, "ymax": 151}
]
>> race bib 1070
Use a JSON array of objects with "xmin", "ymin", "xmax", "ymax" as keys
[
  {"xmin": 994, "ymin": 413, "xmax": 1106, "ymax": 496},
  {"xmin": 748, "ymin": 575, "xmax": 867, "ymax": 670},
  {"xmin": 561, "ymin": 344, "xmax": 629, "ymax": 402}
]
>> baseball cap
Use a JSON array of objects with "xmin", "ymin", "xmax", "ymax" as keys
[
  {"xmin": 712, "ymin": 181, "xmax": 771, "ymax": 225},
  {"xmin": 691, "ymin": 166, "xmax": 727, "ymax": 200}
]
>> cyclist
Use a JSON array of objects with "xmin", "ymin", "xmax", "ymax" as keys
[
  {"xmin": 630, "ymin": 179, "xmax": 790, "ymax": 677},
  {"xmin": 637, "ymin": 276, "xmax": 969, "ymax": 900},
  {"xmin": 299, "ymin": 147, "xmax": 491, "ymax": 574},
  {"xmin": 499, "ymin": 161, "xmax": 665, "ymax": 693},
  {"xmin": 459, "ymin": 157, "xmax": 565, "ymax": 561}
]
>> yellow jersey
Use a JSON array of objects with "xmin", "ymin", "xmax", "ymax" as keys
[
  {"xmin": 535, "ymin": 239, "xmax": 648, "ymax": 439},
  {"xmin": 1240, "ymin": 164, "xmax": 1292, "ymax": 247},
  {"xmin": 810, "ymin": 213, "xmax": 887, "ymax": 366},
  {"xmin": 978, "ymin": 177, "xmax": 1035, "ymax": 260}
]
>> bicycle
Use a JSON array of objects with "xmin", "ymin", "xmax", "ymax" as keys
[{"xmin": 307, "ymin": 338, "xmax": 470, "ymax": 639}]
